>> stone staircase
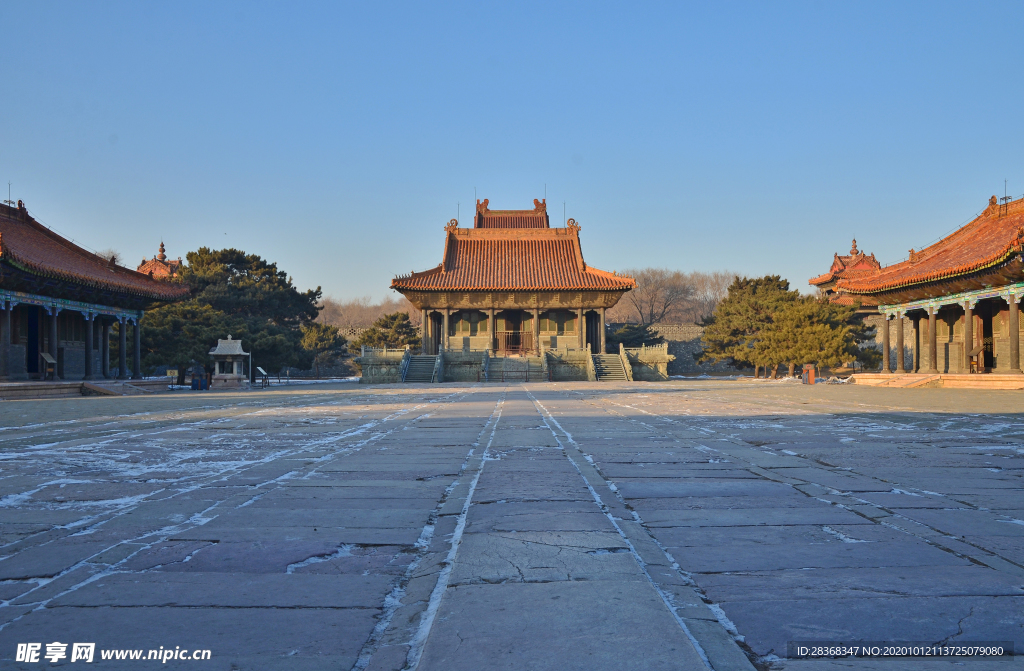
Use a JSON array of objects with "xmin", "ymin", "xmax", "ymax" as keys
[
  {"xmin": 593, "ymin": 354, "xmax": 627, "ymax": 381},
  {"xmin": 404, "ymin": 355, "xmax": 437, "ymax": 383}
]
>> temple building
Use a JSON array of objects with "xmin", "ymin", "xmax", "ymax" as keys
[
  {"xmin": 391, "ymin": 199, "xmax": 635, "ymax": 355},
  {"xmin": 812, "ymin": 195, "xmax": 1024, "ymax": 378},
  {"xmin": 137, "ymin": 242, "xmax": 183, "ymax": 279},
  {"xmin": 0, "ymin": 201, "xmax": 189, "ymax": 381}
]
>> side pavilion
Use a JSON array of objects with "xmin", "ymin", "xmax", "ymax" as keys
[
  {"xmin": 812, "ymin": 195, "xmax": 1024, "ymax": 379},
  {"xmin": 392, "ymin": 199, "xmax": 635, "ymax": 355},
  {"xmin": 0, "ymin": 201, "xmax": 189, "ymax": 381}
]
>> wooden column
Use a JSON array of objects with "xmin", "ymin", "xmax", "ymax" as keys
[
  {"xmin": 132, "ymin": 318, "xmax": 142, "ymax": 380},
  {"xmin": 895, "ymin": 313, "xmax": 905, "ymax": 373},
  {"xmin": 599, "ymin": 308, "xmax": 606, "ymax": 354},
  {"xmin": 881, "ymin": 315, "xmax": 891, "ymax": 373},
  {"xmin": 118, "ymin": 318, "xmax": 128, "ymax": 379},
  {"xmin": 420, "ymin": 309, "xmax": 427, "ymax": 354},
  {"xmin": 442, "ymin": 310, "xmax": 449, "ymax": 352},
  {"xmin": 963, "ymin": 303, "xmax": 974, "ymax": 373},
  {"xmin": 83, "ymin": 313, "xmax": 95, "ymax": 380},
  {"xmin": 532, "ymin": 308, "xmax": 539, "ymax": 354},
  {"xmin": 102, "ymin": 319, "xmax": 111, "ymax": 378},
  {"xmin": 49, "ymin": 309, "xmax": 60, "ymax": 380},
  {"xmin": 912, "ymin": 316, "xmax": 920, "ymax": 372},
  {"xmin": 488, "ymin": 308, "xmax": 495, "ymax": 351},
  {"xmin": 925, "ymin": 308, "xmax": 939, "ymax": 374},
  {"xmin": 1009, "ymin": 296, "xmax": 1022, "ymax": 374},
  {"xmin": 577, "ymin": 308, "xmax": 584, "ymax": 349},
  {"xmin": 0, "ymin": 300, "xmax": 9, "ymax": 379}
]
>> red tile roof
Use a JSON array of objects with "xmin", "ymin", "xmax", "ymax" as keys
[
  {"xmin": 808, "ymin": 239, "xmax": 882, "ymax": 287},
  {"xmin": 0, "ymin": 202, "xmax": 190, "ymax": 302},
  {"xmin": 837, "ymin": 196, "xmax": 1024, "ymax": 295},
  {"xmin": 474, "ymin": 199, "xmax": 550, "ymax": 229},
  {"xmin": 392, "ymin": 220, "xmax": 635, "ymax": 292}
]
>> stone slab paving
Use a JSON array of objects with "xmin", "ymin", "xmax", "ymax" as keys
[{"xmin": 0, "ymin": 381, "xmax": 1021, "ymax": 669}]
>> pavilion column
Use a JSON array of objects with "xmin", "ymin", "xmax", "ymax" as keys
[
  {"xmin": 118, "ymin": 317, "xmax": 128, "ymax": 379},
  {"xmin": 0, "ymin": 300, "xmax": 10, "ymax": 380},
  {"xmin": 132, "ymin": 317, "xmax": 142, "ymax": 380},
  {"xmin": 101, "ymin": 319, "xmax": 111, "ymax": 378},
  {"xmin": 488, "ymin": 308, "xmax": 495, "ymax": 351},
  {"xmin": 963, "ymin": 302, "xmax": 974, "ymax": 373},
  {"xmin": 83, "ymin": 312, "xmax": 95, "ymax": 380},
  {"xmin": 895, "ymin": 312, "xmax": 905, "ymax": 373},
  {"xmin": 420, "ymin": 309, "xmax": 427, "ymax": 354},
  {"xmin": 577, "ymin": 308, "xmax": 584, "ymax": 349},
  {"xmin": 1008, "ymin": 295, "xmax": 1022, "ymax": 374},
  {"xmin": 912, "ymin": 316, "xmax": 920, "ymax": 372},
  {"xmin": 532, "ymin": 308, "xmax": 539, "ymax": 353},
  {"xmin": 442, "ymin": 310, "xmax": 449, "ymax": 352},
  {"xmin": 925, "ymin": 307, "xmax": 939, "ymax": 374},
  {"xmin": 599, "ymin": 308, "xmax": 606, "ymax": 354},
  {"xmin": 49, "ymin": 308, "xmax": 60, "ymax": 380},
  {"xmin": 881, "ymin": 315, "xmax": 891, "ymax": 373}
]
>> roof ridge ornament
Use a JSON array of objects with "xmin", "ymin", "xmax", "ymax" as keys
[
  {"xmin": 850, "ymin": 238, "xmax": 859, "ymax": 255},
  {"xmin": 567, "ymin": 218, "xmax": 580, "ymax": 232},
  {"xmin": 445, "ymin": 219, "xmax": 458, "ymax": 232}
]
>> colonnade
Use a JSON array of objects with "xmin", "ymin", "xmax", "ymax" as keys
[
  {"xmin": 0, "ymin": 297, "xmax": 143, "ymax": 381},
  {"xmin": 419, "ymin": 307, "xmax": 606, "ymax": 355},
  {"xmin": 878, "ymin": 289, "xmax": 1022, "ymax": 375}
]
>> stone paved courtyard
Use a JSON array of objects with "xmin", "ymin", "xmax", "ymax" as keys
[{"xmin": 0, "ymin": 380, "xmax": 1022, "ymax": 670}]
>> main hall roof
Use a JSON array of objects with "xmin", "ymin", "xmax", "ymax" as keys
[
  {"xmin": 392, "ymin": 201, "xmax": 635, "ymax": 293},
  {"xmin": 0, "ymin": 202, "xmax": 190, "ymax": 303},
  {"xmin": 835, "ymin": 196, "xmax": 1024, "ymax": 295}
]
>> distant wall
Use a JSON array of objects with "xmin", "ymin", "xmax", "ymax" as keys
[{"xmin": 608, "ymin": 324, "xmax": 746, "ymax": 375}]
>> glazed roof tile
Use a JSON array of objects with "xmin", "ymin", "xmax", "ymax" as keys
[
  {"xmin": 0, "ymin": 202, "xmax": 190, "ymax": 301},
  {"xmin": 474, "ymin": 198, "xmax": 550, "ymax": 229},
  {"xmin": 837, "ymin": 197, "xmax": 1024, "ymax": 294},
  {"xmin": 392, "ymin": 223, "xmax": 635, "ymax": 292}
]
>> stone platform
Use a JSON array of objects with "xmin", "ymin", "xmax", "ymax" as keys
[
  {"xmin": 0, "ymin": 378, "xmax": 174, "ymax": 400},
  {"xmin": 852, "ymin": 372, "xmax": 1024, "ymax": 389},
  {"xmin": 0, "ymin": 380, "xmax": 1021, "ymax": 670}
]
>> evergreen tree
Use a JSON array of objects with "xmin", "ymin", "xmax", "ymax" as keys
[
  {"xmin": 141, "ymin": 248, "xmax": 320, "ymax": 376},
  {"xmin": 700, "ymin": 275, "xmax": 799, "ymax": 372},
  {"xmin": 353, "ymin": 312, "xmax": 421, "ymax": 350},
  {"xmin": 300, "ymin": 322, "xmax": 347, "ymax": 378},
  {"xmin": 607, "ymin": 323, "xmax": 664, "ymax": 349}
]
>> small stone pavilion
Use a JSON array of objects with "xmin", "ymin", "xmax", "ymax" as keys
[
  {"xmin": 812, "ymin": 195, "xmax": 1024, "ymax": 385},
  {"xmin": 0, "ymin": 201, "xmax": 189, "ymax": 382},
  {"xmin": 392, "ymin": 199, "xmax": 635, "ymax": 354},
  {"xmin": 209, "ymin": 336, "xmax": 250, "ymax": 389}
]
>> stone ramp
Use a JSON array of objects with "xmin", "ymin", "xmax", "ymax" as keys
[{"xmin": 0, "ymin": 378, "xmax": 171, "ymax": 400}]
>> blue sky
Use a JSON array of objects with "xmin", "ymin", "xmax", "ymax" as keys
[{"xmin": 3, "ymin": 2, "xmax": 1023, "ymax": 300}]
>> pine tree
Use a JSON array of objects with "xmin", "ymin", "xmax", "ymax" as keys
[
  {"xmin": 700, "ymin": 276, "xmax": 799, "ymax": 370},
  {"xmin": 353, "ymin": 312, "xmax": 421, "ymax": 350}
]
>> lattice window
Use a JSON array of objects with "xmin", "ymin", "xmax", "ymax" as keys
[
  {"xmin": 539, "ymin": 310, "xmax": 576, "ymax": 335},
  {"xmin": 450, "ymin": 311, "xmax": 488, "ymax": 336}
]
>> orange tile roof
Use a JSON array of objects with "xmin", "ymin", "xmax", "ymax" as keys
[
  {"xmin": 392, "ymin": 220, "xmax": 635, "ymax": 292},
  {"xmin": 474, "ymin": 198, "xmax": 550, "ymax": 229},
  {"xmin": 809, "ymin": 239, "xmax": 881, "ymax": 287},
  {"xmin": 837, "ymin": 196, "xmax": 1024, "ymax": 295},
  {"xmin": 0, "ymin": 202, "xmax": 190, "ymax": 302}
]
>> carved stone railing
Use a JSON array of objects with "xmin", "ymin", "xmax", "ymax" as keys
[
  {"xmin": 618, "ymin": 343, "xmax": 634, "ymax": 382},
  {"xmin": 432, "ymin": 349, "xmax": 443, "ymax": 383},
  {"xmin": 398, "ymin": 347, "xmax": 412, "ymax": 382},
  {"xmin": 623, "ymin": 343, "xmax": 674, "ymax": 381},
  {"xmin": 585, "ymin": 343, "xmax": 597, "ymax": 382}
]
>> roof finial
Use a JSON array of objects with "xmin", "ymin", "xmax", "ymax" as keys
[
  {"xmin": 157, "ymin": 241, "xmax": 166, "ymax": 261},
  {"xmin": 850, "ymin": 238, "xmax": 859, "ymax": 255}
]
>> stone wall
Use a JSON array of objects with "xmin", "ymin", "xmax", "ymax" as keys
[
  {"xmin": 353, "ymin": 351, "xmax": 406, "ymax": 384},
  {"xmin": 546, "ymin": 351, "xmax": 591, "ymax": 381},
  {"xmin": 443, "ymin": 351, "xmax": 484, "ymax": 382},
  {"xmin": 613, "ymin": 324, "xmax": 746, "ymax": 375}
]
